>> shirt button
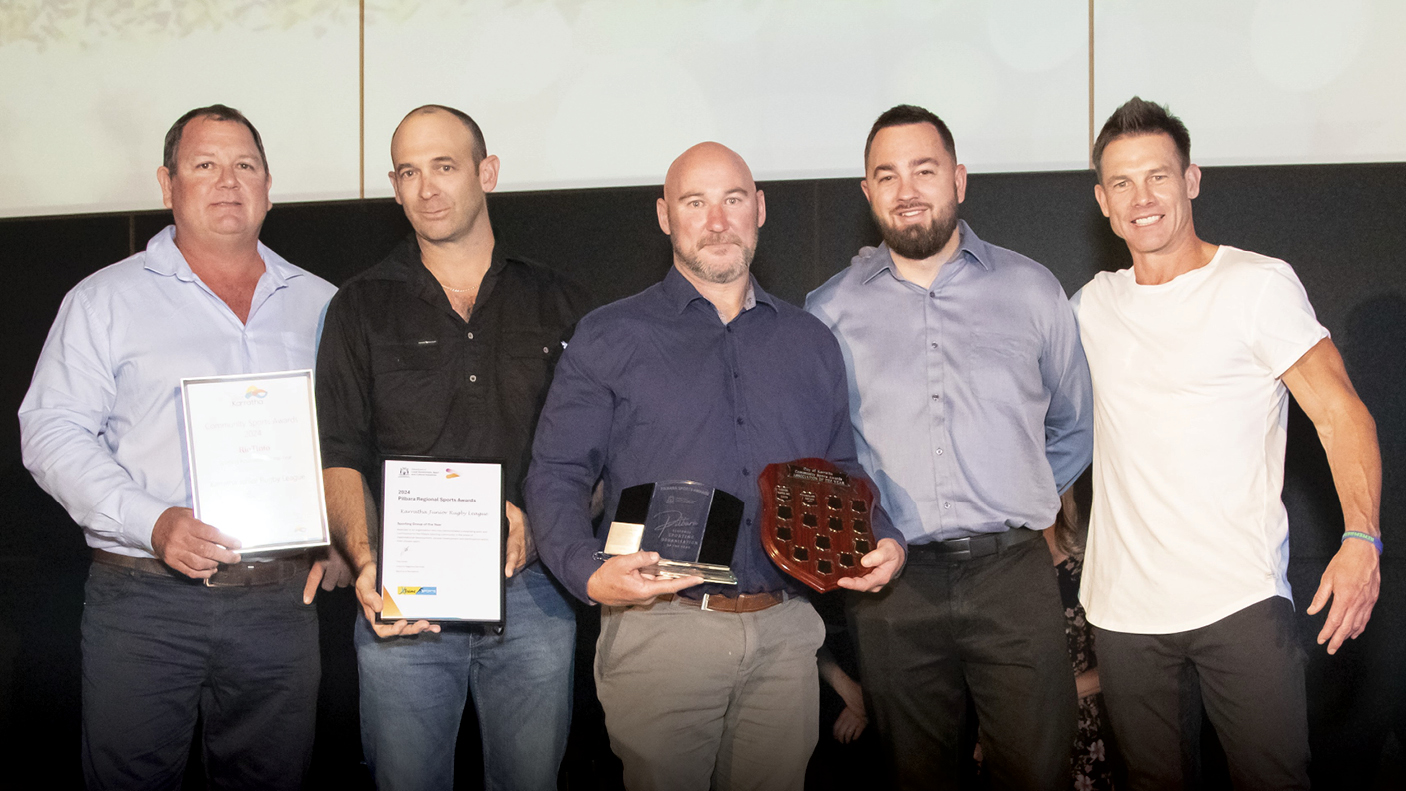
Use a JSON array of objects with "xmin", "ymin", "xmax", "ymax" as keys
[
  {"xmin": 742, "ymin": 468, "xmax": 750, "ymax": 476},
  {"xmin": 943, "ymin": 502, "xmax": 951, "ymax": 509},
  {"xmin": 930, "ymin": 342, "xmax": 938, "ymax": 349},
  {"xmin": 736, "ymin": 418, "xmax": 744, "ymax": 425},
  {"xmin": 466, "ymin": 332, "xmax": 474, "ymax": 340},
  {"xmin": 746, "ymin": 518, "xmax": 753, "ymax": 525},
  {"xmin": 542, "ymin": 346, "xmax": 550, "ymax": 354},
  {"xmin": 936, "ymin": 448, "xmax": 944, "ymax": 456},
  {"xmin": 929, "ymin": 291, "xmax": 936, "ymax": 298},
  {"xmin": 931, "ymin": 394, "xmax": 940, "ymax": 400},
  {"xmin": 469, "ymin": 375, "xmax": 477, "ymax": 382}
]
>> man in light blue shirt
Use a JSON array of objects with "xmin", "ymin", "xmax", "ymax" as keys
[
  {"xmin": 19, "ymin": 105, "xmax": 339, "ymax": 790},
  {"xmin": 806, "ymin": 105, "xmax": 1093, "ymax": 790}
]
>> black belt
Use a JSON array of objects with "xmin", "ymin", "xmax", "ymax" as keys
[
  {"xmin": 92, "ymin": 549, "xmax": 310, "ymax": 587},
  {"xmin": 907, "ymin": 527, "xmax": 1042, "ymax": 563}
]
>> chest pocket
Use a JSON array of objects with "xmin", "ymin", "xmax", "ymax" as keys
[
  {"xmin": 371, "ymin": 341, "xmax": 443, "ymax": 374},
  {"xmin": 968, "ymin": 334, "xmax": 1036, "ymax": 406},
  {"xmin": 369, "ymin": 341, "xmax": 449, "ymax": 451},
  {"xmin": 504, "ymin": 333, "xmax": 556, "ymax": 361},
  {"xmin": 502, "ymin": 331, "xmax": 559, "ymax": 417}
]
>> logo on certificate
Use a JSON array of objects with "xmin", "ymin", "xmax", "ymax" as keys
[
  {"xmin": 445, "ymin": 468, "xmax": 460, "ymax": 479},
  {"xmin": 244, "ymin": 385, "xmax": 268, "ymax": 399},
  {"xmin": 397, "ymin": 586, "xmax": 437, "ymax": 596}
]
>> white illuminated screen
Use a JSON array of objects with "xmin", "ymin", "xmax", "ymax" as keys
[
  {"xmin": 1094, "ymin": 0, "xmax": 1406, "ymax": 167},
  {"xmin": 0, "ymin": 0, "xmax": 1402, "ymax": 218}
]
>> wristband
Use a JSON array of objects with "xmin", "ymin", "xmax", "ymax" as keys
[{"xmin": 1341, "ymin": 531, "xmax": 1382, "ymax": 554}]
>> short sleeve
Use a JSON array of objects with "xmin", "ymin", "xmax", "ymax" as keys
[{"xmin": 1249, "ymin": 263, "xmax": 1330, "ymax": 379}]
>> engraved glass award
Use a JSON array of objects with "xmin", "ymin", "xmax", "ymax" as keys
[{"xmin": 599, "ymin": 481, "xmax": 741, "ymax": 586}]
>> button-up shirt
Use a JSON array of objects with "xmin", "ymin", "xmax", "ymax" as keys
[
  {"xmin": 19, "ymin": 225, "xmax": 336, "ymax": 557},
  {"xmin": 526, "ymin": 267, "xmax": 902, "ymax": 603},
  {"xmin": 805, "ymin": 221, "xmax": 1092, "ymax": 543},
  {"xmin": 316, "ymin": 237, "xmax": 588, "ymax": 524}
]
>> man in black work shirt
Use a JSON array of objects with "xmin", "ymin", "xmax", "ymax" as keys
[{"xmin": 316, "ymin": 105, "xmax": 588, "ymax": 791}]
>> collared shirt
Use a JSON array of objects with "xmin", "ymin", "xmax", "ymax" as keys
[
  {"xmin": 805, "ymin": 221, "xmax": 1092, "ymax": 543},
  {"xmin": 525, "ymin": 267, "xmax": 902, "ymax": 603},
  {"xmin": 19, "ymin": 225, "xmax": 335, "ymax": 557},
  {"xmin": 316, "ymin": 237, "xmax": 588, "ymax": 522}
]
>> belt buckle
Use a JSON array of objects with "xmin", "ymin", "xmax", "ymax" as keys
[
  {"xmin": 203, "ymin": 562, "xmax": 245, "ymax": 588},
  {"xmin": 700, "ymin": 593, "xmax": 713, "ymax": 612}
]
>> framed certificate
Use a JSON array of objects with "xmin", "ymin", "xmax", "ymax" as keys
[
  {"xmin": 180, "ymin": 369, "xmax": 330, "ymax": 554},
  {"xmin": 377, "ymin": 457, "xmax": 505, "ymax": 624}
]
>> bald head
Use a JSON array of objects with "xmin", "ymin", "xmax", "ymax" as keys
[
  {"xmin": 663, "ymin": 142, "xmax": 756, "ymax": 203},
  {"xmin": 657, "ymin": 142, "xmax": 766, "ymax": 287}
]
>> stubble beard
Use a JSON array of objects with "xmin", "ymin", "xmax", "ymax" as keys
[
  {"xmin": 876, "ymin": 202, "xmax": 959, "ymax": 261},
  {"xmin": 674, "ymin": 232, "xmax": 756, "ymax": 285}
]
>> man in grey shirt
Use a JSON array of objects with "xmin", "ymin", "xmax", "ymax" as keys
[{"xmin": 806, "ymin": 104, "xmax": 1094, "ymax": 789}]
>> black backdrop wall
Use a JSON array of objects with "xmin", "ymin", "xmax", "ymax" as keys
[{"xmin": 1, "ymin": 163, "xmax": 1403, "ymax": 789}]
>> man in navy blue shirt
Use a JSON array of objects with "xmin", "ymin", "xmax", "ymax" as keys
[
  {"xmin": 527, "ymin": 142, "xmax": 906, "ymax": 791},
  {"xmin": 806, "ymin": 105, "xmax": 1094, "ymax": 790}
]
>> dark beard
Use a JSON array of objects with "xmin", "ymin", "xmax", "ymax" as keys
[{"xmin": 877, "ymin": 206, "xmax": 959, "ymax": 261}]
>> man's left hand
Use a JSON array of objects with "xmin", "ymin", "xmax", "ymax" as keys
[
  {"xmin": 505, "ymin": 501, "xmax": 537, "ymax": 578},
  {"xmin": 302, "ymin": 545, "xmax": 355, "ymax": 604},
  {"xmin": 833, "ymin": 705, "xmax": 868, "ymax": 744},
  {"xmin": 1307, "ymin": 537, "xmax": 1381, "ymax": 654},
  {"xmin": 836, "ymin": 538, "xmax": 905, "ymax": 593}
]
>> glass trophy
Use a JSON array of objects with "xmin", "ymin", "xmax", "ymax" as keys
[
  {"xmin": 598, "ymin": 481, "xmax": 741, "ymax": 586},
  {"xmin": 758, "ymin": 458, "xmax": 880, "ymax": 593}
]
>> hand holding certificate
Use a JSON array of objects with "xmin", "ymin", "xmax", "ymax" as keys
[
  {"xmin": 181, "ymin": 370, "xmax": 329, "ymax": 554},
  {"xmin": 377, "ymin": 458, "xmax": 505, "ymax": 624}
]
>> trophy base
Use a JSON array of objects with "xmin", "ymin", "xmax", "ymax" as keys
[{"xmin": 644, "ymin": 559, "xmax": 738, "ymax": 586}]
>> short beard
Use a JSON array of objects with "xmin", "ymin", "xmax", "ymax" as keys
[
  {"xmin": 674, "ymin": 232, "xmax": 755, "ymax": 284},
  {"xmin": 876, "ymin": 205, "xmax": 959, "ymax": 261}
]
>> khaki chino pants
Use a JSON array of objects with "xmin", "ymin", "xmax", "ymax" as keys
[{"xmin": 595, "ymin": 595, "xmax": 825, "ymax": 791}]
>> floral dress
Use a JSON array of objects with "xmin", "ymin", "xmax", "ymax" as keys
[{"xmin": 1057, "ymin": 555, "xmax": 1116, "ymax": 791}]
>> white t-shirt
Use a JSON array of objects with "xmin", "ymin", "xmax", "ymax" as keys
[{"xmin": 1073, "ymin": 246, "xmax": 1329, "ymax": 634}]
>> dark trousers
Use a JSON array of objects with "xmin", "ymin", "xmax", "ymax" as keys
[
  {"xmin": 81, "ymin": 563, "xmax": 320, "ymax": 791},
  {"xmin": 848, "ymin": 535, "xmax": 1077, "ymax": 790},
  {"xmin": 1094, "ymin": 596, "xmax": 1310, "ymax": 791}
]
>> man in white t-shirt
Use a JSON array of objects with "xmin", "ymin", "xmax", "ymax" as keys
[{"xmin": 1074, "ymin": 97, "xmax": 1383, "ymax": 790}]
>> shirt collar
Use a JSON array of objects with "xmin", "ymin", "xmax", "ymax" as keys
[
  {"xmin": 856, "ymin": 220, "xmax": 993, "ymax": 285},
  {"xmin": 660, "ymin": 265, "xmax": 775, "ymax": 318},
  {"xmin": 377, "ymin": 234, "xmax": 510, "ymax": 282},
  {"xmin": 143, "ymin": 224, "xmax": 303, "ymax": 286}
]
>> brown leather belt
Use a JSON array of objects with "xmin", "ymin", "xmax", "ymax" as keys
[
  {"xmin": 660, "ymin": 590, "xmax": 788, "ymax": 613},
  {"xmin": 92, "ymin": 549, "xmax": 310, "ymax": 587}
]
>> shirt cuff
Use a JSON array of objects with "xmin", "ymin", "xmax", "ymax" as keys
[
  {"xmin": 868, "ymin": 503, "xmax": 907, "ymax": 549},
  {"xmin": 122, "ymin": 493, "xmax": 177, "ymax": 554},
  {"xmin": 558, "ymin": 542, "xmax": 606, "ymax": 605}
]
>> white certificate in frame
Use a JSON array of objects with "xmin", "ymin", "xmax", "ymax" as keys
[
  {"xmin": 180, "ymin": 369, "xmax": 331, "ymax": 554},
  {"xmin": 377, "ymin": 457, "xmax": 505, "ymax": 624}
]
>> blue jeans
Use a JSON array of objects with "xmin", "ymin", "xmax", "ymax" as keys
[{"xmin": 355, "ymin": 562, "xmax": 576, "ymax": 791}]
